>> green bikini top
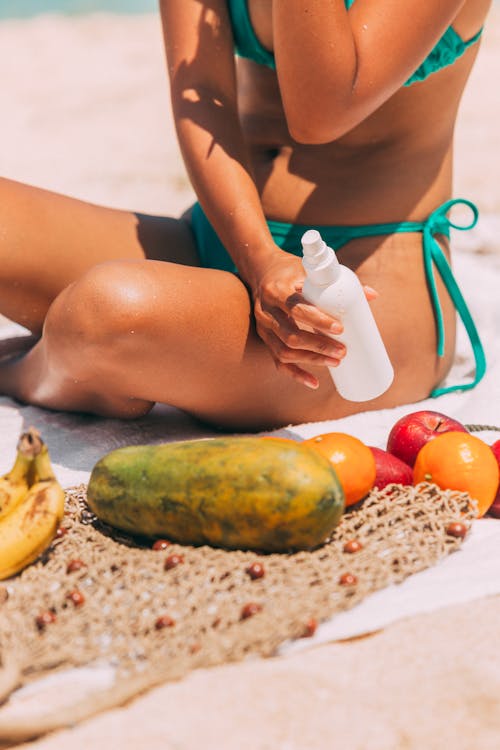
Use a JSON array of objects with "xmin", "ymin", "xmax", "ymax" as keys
[{"xmin": 227, "ymin": 0, "xmax": 483, "ymax": 86}]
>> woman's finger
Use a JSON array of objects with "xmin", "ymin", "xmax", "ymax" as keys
[
  {"xmin": 274, "ymin": 359, "xmax": 320, "ymax": 390},
  {"xmin": 255, "ymin": 317, "xmax": 320, "ymax": 385},
  {"xmin": 279, "ymin": 292, "xmax": 344, "ymax": 335},
  {"xmin": 278, "ymin": 285, "xmax": 378, "ymax": 332},
  {"xmin": 363, "ymin": 285, "xmax": 379, "ymax": 301},
  {"xmin": 267, "ymin": 307, "xmax": 346, "ymax": 362},
  {"xmin": 261, "ymin": 327, "xmax": 344, "ymax": 371}
]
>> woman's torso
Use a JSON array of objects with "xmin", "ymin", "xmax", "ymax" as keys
[{"xmin": 236, "ymin": 0, "xmax": 491, "ymax": 225}]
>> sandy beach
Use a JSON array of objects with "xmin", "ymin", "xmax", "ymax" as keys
[{"xmin": 1, "ymin": 7, "xmax": 500, "ymax": 749}]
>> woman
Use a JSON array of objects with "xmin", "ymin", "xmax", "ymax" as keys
[{"xmin": 0, "ymin": 0, "xmax": 491, "ymax": 430}]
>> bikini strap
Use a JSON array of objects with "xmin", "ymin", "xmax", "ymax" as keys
[
  {"xmin": 422, "ymin": 198, "xmax": 487, "ymax": 396},
  {"xmin": 463, "ymin": 27, "xmax": 484, "ymax": 48}
]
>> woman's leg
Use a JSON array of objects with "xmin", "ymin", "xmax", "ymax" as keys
[
  {"xmin": 0, "ymin": 229, "xmax": 456, "ymax": 430},
  {"xmin": 0, "ymin": 258, "xmax": 293, "ymax": 426},
  {"xmin": 0, "ymin": 177, "xmax": 199, "ymax": 333}
]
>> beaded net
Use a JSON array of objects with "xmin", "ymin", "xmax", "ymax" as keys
[{"xmin": 0, "ymin": 482, "xmax": 475, "ymax": 741}]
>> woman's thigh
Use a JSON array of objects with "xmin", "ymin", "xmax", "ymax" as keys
[{"xmin": 0, "ymin": 177, "xmax": 199, "ymax": 332}]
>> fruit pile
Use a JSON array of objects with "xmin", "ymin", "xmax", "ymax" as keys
[
  {"xmin": 85, "ymin": 412, "xmax": 498, "ymax": 556},
  {"xmin": 303, "ymin": 410, "xmax": 500, "ymax": 519},
  {"xmin": 2, "ymin": 413, "xmax": 494, "ymax": 580}
]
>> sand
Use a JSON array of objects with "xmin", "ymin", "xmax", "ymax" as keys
[
  {"xmin": 12, "ymin": 596, "xmax": 500, "ymax": 750},
  {"xmin": 1, "ymin": 8, "xmax": 500, "ymax": 749}
]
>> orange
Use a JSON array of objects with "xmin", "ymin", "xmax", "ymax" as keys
[
  {"xmin": 413, "ymin": 431, "xmax": 500, "ymax": 517},
  {"xmin": 304, "ymin": 432, "xmax": 376, "ymax": 506}
]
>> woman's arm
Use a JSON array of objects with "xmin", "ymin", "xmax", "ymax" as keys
[
  {"xmin": 160, "ymin": 0, "xmax": 348, "ymax": 389},
  {"xmin": 160, "ymin": 0, "xmax": 278, "ymax": 286},
  {"xmin": 273, "ymin": 0, "xmax": 467, "ymax": 142}
]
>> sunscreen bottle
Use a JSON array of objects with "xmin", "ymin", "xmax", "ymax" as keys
[{"xmin": 301, "ymin": 229, "xmax": 394, "ymax": 402}]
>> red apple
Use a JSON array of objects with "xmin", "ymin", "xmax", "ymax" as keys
[
  {"xmin": 488, "ymin": 440, "xmax": 500, "ymax": 518},
  {"xmin": 386, "ymin": 410, "xmax": 468, "ymax": 468},
  {"xmin": 370, "ymin": 446, "xmax": 414, "ymax": 490}
]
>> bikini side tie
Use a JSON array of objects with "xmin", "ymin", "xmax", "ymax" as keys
[{"xmin": 420, "ymin": 198, "xmax": 486, "ymax": 396}]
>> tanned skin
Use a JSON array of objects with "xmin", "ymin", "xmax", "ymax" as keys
[{"xmin": 0, "ymin": 0, "xmax": 491, "ymax": 430}]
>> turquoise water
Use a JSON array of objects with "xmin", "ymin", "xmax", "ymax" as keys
[{"xmin": 0, "ymin": 0, "xmax": 157, "ymax": 19}]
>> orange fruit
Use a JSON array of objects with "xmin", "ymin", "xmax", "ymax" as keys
[
  {"xmin": 413, "ymin": 431, "xmax": 500, "ymax": 517},
  {"xmin": 304, "ymin": 432, "xmax": 376, "ymax": 506}
]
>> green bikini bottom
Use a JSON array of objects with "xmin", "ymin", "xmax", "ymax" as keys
[{"xmin": 190, "ymin": 198, "xmax": 486, "ymax": 397}]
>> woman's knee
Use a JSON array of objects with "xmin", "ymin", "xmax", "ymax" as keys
[
  {"xmin": 42, "ymin": 259, "xmax": 166, "ymax": 392},
  {"xmin": 47, "ymin": 260, "xmax": 159, "ymax": 344},
  {"xmin": 40, "ymin": 261, "xmax": 156, "ymax": 417}
]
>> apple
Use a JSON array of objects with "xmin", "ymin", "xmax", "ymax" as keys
[
  {"xmin": 370, "ymin": 446, "xmax": 414, "ymax": 490},
  {"xmin": 386, "ymin": 410, "xmax": 468, "ymax": 468},
  {"xmin": 488, "ymin": 440, "xmax": 500, "ymax": 518}
]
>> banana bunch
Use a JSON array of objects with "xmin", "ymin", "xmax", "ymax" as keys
[{"xmin": 0, "ymin": 428, "xmax": 65, "ymax": 580}]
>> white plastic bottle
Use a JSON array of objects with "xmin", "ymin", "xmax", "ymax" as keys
[{"xmin": 301, "ymin": 229, "xmax": 394, "ymax": 402}]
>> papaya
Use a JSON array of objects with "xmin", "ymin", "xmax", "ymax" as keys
[{"xmin": 86, "ymin": 436, "xmax": 344, "ymax": 552}]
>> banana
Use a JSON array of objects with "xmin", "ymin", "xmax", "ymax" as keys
[
  {"xmin": 0, "ymin": 428, "xmax": 42, "ymax": 520},
  {"xmin": 0, "ymin": 433, "xmax": 65, "ymax": 581}
]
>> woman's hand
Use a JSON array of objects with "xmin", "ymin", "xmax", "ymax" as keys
[{"xmin": 251, "ymin": 251, "xmax": 377, "ymax": 389}]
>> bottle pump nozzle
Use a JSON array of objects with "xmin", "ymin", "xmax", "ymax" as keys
[
  {"xmin": 301, "ymin": 229, "xmax": 326, "ymax": 259},
  {"xmin": 301, "ymin": 229, "xmax": 340, "ymax": 285}
]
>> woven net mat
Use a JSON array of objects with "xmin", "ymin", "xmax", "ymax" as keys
[{"xmin": 0, "ymin": 482, "xmax": 476, "ymax": 741}]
